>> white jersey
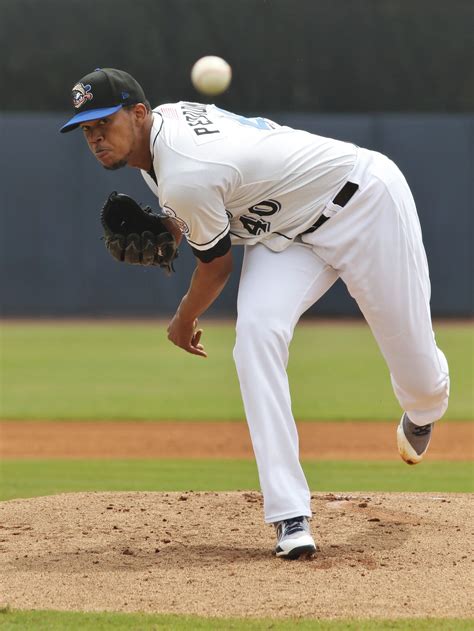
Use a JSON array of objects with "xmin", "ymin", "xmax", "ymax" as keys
[{"xmin": 141, "ymin": 102, "xmax": 357, "ymax": 254}]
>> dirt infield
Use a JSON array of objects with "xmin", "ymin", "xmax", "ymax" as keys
[
  {"xmin": 1, "ymin": 491, "xmax": 472, "ymax": 619},
  {"xmin": 1, "ymin": 420, "xmax": 472, "ymax": 460}
]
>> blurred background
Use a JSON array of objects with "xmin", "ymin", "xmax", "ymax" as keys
[{"xmin": 1, "ymin": 0, "xmax": 473, "ymax": 317}]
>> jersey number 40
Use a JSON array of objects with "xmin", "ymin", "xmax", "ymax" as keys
[{"xmin": 239, "ymin": 200, "xmax": 281, "ymax": 236}]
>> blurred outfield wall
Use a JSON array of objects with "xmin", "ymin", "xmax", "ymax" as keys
[
  {"xmin": 2, "ymin": 0, "xmax": 473, "ymax": 113},
  {"xmin": 0, "ymin": 112, "xmax": 473, "ymax": 317}
]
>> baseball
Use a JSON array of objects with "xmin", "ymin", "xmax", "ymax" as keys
[{"xmin": 191, "ymin": 56, "xmax": 232, "ymax": 96}]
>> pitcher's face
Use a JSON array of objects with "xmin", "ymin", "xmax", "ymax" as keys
[{"xmin": 80, "ymin": 107, "xmax": 139, "ymax": 170}]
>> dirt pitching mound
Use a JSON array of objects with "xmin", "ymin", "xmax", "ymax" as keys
[{"xmin": 0, "ymin": 491, "xmax": 472, "ymax": 619}]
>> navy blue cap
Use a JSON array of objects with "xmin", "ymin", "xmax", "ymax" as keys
[{"xmin": 60, "ymin": 68, "xmax": 147, "ymax": 133}]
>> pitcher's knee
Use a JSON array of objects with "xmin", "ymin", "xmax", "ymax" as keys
[
  {"xmin": 392, "ymin": 368, "xmax": 450, "ymax": 424},
  {"xmin": 413, "ymin": 379, "xmax": 449, "ymax": 412},
  {"xmin": 233, "ymin": 313, "xmax": 291, "ymax": 365}
]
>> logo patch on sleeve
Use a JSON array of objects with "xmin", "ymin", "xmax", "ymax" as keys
[
  {"xmin": 72, "ymin": 83, "xmax": 93, "ymax": 109},
  {"xmin": 162, "ymin": 206, "xmax": 190, "ymax": 235}
]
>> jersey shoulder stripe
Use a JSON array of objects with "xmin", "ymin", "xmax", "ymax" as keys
[{"xmin": 186, "ymin": 221, "xmax": 230, "ymax": 249}]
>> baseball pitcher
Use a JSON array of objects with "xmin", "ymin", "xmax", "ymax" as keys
[{"xmin": 61, "ymin": 68, "xmax": 449, "ymax": 559}]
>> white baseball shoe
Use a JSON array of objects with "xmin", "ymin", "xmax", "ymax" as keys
[
  {"xmin": 274, "ymin": 516, "xmax": 316, "ymax": 559},
  {"xmin": 397, "ymin": 412, "xmax": 433, "ymax": 465}
]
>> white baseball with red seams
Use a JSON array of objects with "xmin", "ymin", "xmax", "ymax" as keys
[{"xmin": 191, "ymin": 56, "xmax": 232, "ymax": 95}]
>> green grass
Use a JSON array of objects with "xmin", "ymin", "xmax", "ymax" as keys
[
  {"xmin": 1, "ymin": 321, "xmax": 472, "ymax": 421},
  {"xmin": 1, "ymin": 459, "xmax": 472, "ymax": 501},
  {"xmin": 0, "ymin": 610, "xmax": 472, "ymax": 630}
]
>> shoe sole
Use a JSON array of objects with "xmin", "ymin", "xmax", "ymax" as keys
[
  {"xmin": 397, "ymin": 420, "xmax": 428, "ymax": 465},
  {"xmin": 275, "ymin": 544, "xmax": 316, "ymax": 560}
]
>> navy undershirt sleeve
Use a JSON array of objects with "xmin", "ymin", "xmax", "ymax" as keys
[{"xmin": 191, "ymin": 234, "xmax": 231, "ymax": 263}]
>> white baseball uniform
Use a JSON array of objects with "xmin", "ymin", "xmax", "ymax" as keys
[{"xmin": 142, "ymin": 102, "xmax": 450, "ymax": 523}]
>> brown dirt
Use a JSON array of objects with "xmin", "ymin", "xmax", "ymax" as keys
[
  {"xmin": 0, "ymin": 491, "xmax": 472, "ymax": 619},
  {"xmin": 1, "ymin": 420, "xmax": 472, "ymax": 460},
  {"xmin": 2, "ymin": 420, "xmax": 472, "ymax": 619}
]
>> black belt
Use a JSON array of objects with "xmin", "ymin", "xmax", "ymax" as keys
[{"xmin": 303, "ymin": 181, "xmax": 359, "ymax": 234}]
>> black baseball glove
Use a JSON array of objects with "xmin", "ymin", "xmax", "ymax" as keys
[{"xmin": 100, "ymin": 192, "xmax": 178, "ymax": 273}]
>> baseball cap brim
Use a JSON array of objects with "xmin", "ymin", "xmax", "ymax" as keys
[{"xmin": 60, "ymin": 104, "xmax": 123, "ymax": 133}]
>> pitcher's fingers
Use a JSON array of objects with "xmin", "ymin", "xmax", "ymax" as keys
[
  {"xmin": 187, "ymin": 344, "xmax": 207, "ymax": 358},
  {"xmin": 192, "ymin": 329, "xmax": 203, "ymax": 346}
]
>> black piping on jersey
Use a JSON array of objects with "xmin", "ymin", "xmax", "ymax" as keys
[
  {"xmin": 148, "ymin": 163, "xmax": 158, "ymax": 184},
  {"xmin": 192, "ymin": 233, "xmax": 231, "ymax": 263},
  {"xmin": 228, "ymin": 230, "xmax": 292, "ymax": 240},
  {"xmin": 186, "ymin": 221, "xmax": 230, "ymax": 247},
  {"xmin": 273, "ymin": 231, "xmax": 292, "ymax": 240},
  {"xmin": 151, "ymin": 111, "xmax": 163, "ymax": 149},
  {"xmin": 148, "ymin": 110, "xmax": 231, "ymax": 253},
  {"xmin": 229, "ymin": 230, "xmax": 257, "ymax": 240},
  {"xmin": 147, "ymin": 111, "xmax": 164, "ymax": 185}
]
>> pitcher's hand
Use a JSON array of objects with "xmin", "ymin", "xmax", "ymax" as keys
[{"xmin": 167, "ymin": 314, "xmax": 207, "ymax": 357}]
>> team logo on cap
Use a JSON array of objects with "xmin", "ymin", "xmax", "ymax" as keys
[{"xmin": 72, "ymin": 83, "xmax": 93, "ymax": 109}]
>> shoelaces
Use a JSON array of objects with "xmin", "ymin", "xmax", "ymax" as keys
[
  {"xmin": 412, "ymin": 424, "xmax": 431, "ymax": 436},
  {"xmin": 282, "ymin": 517, "xmax": 305, "ymax": 537}
]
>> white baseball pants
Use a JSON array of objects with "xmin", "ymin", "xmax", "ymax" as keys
[{"xmin": 233, "ymin": 148, "xmax": 450, "ymax": 523}]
